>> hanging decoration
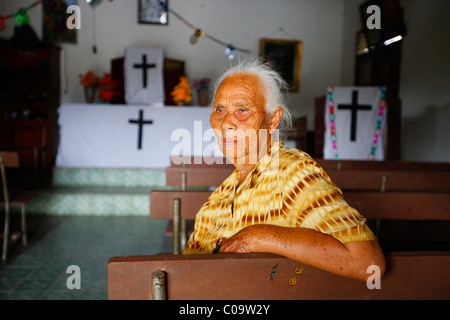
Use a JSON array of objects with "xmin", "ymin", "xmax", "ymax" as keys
[
  {"xmin": 84, "ymin": 1, "xmax": 113, "ymax": 53},
  {"xmin": 327, "ymin": 87, "xmax": 339, "ymax": 160},
  {"xmin": 86, "ymin": 0, "xmax": 103, "ymax": 7},
  {"xmin": 368, "ymin": 88, "xmax": 388, "ymax": 160},
  {"xmin": 326, "ymin": 86, "xmax": 387, "ymax": 161},
  {"xmin": 0, "ymin": 0, "xmax": 42, "ymax": 31},
  {"xmin": 190, "ymin": 29, "xmax": 204, "ymax": 44},
  {"xmin": 16, "ymin": 9, "xmax": 31, "ymax": 26},
  {"xmin": 158, "ymin": 1, "xmax": 250, "ymax": 60}
]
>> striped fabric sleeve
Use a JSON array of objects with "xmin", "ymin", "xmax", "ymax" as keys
[{"xmin": 283, "ymin": 157, "xmax": 377, "ymax": 244}]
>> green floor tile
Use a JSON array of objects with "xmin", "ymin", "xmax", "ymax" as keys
[{"xmin": 0, "ymin": 216, "xmax": 169, "ymax": 300}]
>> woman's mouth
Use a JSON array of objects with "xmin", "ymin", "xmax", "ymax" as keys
[{"xmin": 222, "ymin": 138, "xmax": 237, "ymax": 145}]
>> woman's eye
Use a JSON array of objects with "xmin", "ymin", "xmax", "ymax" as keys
[{"xmin": 235, "ymin": 108, "xmax": 251, "ymax": 120}]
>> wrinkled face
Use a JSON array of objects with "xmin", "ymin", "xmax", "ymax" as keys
[{"xmin": 210, "ymin": 73, "xmax": 278, "ymax": 165}]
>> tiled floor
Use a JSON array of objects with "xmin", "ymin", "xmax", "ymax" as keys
[{"xmin": 0, "ymin": 215, "xmax": 168, "ymax": 300}]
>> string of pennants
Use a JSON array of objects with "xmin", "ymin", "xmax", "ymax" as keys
[
  {"xmin": 0, "ymin": 0, "xmax": 42, "ymax": 31},
  {"xmin": 157, "ymin": 1, "xmax": 250, "ymax": 60}
]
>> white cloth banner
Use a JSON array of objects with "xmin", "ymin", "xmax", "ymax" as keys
[
  {"xmin": 56, "ymin": 104, "xmax": 221, "ymax": 168},
  {"xmin": 124, "ymin": 47, "xmax": 165, "ymax": 105},
  {"xmin": 323, "ymin": 86, "xmax": 387, "ymax": 161}
]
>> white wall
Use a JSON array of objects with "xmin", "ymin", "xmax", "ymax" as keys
[
  {"xmin": 1, "ymin": 0, "xmax": 345, "ymax": 130},
  {"xmin": 1, "ymin": 0, "xmax": 448, "ymax": 162},
  {"xmin": 340, "ymin": 0, "xmax": 450, "ymax": 162},
  {"xmin": 398, "ymin": 0, "xmax": 450, "ymax": 162}
]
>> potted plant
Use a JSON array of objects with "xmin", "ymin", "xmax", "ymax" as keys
[
  {"xmin": 98, "ymin": 73, "xmax": 120, "ymax": 103},
  {"xmin": 193, "ymin": 77, "xmax": 211, "ymax": 106},
  {"xmin": 79, "ymin": 71, "xmax": 99, "ymax": 103}
]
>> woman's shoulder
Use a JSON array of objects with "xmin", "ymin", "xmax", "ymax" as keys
[{"xmin": 278, "ymin": 146, "xmax": 324, "ymax": 173}]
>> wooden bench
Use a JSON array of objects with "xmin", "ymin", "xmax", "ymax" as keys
[
  {"xmin": 108, "ymin": 251, "xmax": 450, "ymax": 300},
  {"xmin": 166, "ymin": 156, "xmax": 234, "ymax": 188},
  {"xmin": 150, "ymin": 189, "xmax": 449, "ymax": 251},
  {"xmin": 166, "ymin": 158, "xmax": 450, "ymax": 191},
  {"xmin": 150, "ymin": 190, "xmax": 210, "ymax": 254},
  {"xmin": 118, "ymin": 159, "xmax": 450, "ymax": 299},
  {"xmin": 151, "ymin": 190, "xmax": 449, "ymax": 223},
  {"xmin": 155, "ymin": 159, "xmax": 450, "ymax": 252}
]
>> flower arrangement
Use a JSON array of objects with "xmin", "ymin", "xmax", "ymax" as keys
[
  {"xmin": 171, "ymin": 76, "xmax": 192, "ymax": 105},
  {"xmin": 193, "ymin": 77, "xmax": 211, "ymax": 90},
  {"xmin": 98, "ymin": 73, "xmax": 120, "ymax": 102},
  {"xmin": 79, "ymin": 71, "xmax": 99, "ymax": 88}
]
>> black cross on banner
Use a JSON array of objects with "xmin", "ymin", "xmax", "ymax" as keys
[
  {"xmin": 337, "ymin": 90, "xmax": 372, "ymax": 141},
  {"xmin": 128, "ymin": 110, "xmax": 153, "ymax": 150},
  {"xmin": 133, "ymin": 55, "xmax": 156, "ymax": 88}
]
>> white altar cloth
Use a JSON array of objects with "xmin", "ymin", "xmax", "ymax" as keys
[{"xmin": 56, "ymin": 103, "xmax": 220, "ymax": 168}]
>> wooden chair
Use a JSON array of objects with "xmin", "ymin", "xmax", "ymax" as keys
[{"xmin": 0, "ymin": 151, "xmax": 29, "ymax": 262}]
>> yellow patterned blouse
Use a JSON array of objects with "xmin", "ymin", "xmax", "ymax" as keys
[{"xmin": 183, "ymin": 141, "xmax": 376, "ymax": 254}]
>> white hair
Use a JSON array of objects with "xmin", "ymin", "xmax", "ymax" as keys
[{"xmin": 212, "ymin": 58, "xmax": 293, "ymax": 138}]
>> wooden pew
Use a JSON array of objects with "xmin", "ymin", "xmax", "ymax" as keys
[
  {"xmin": 166, "ymin": 157, "xmax": 450, "ymax": 191},
  {"xmin": 151, "ymin": 190, "xmax": 449, "ymax": 222},
  {"xmin": 156, "ymin": 158, "xmax": 450, "ymax": 253},
  {"xmin": 150, "ymin": 188, "xmax": 449, "ymax": 256},
  {"xmin": 108, "ymin": 251, "xmax": 450, "ymax": 300},
  {"xmin": 316, "ymin": 159, "xmax": 450, "ymax": 171},
  {"xmin": 132, "ymin": 159, "xmax": 450, "ymax": 300},
  {"xmin": 158, "ymin": 157, "xmax": 233, "ymax": 253},
  {"xmin": 150, "ymin": 190, "xmax": 210, "ymax": 253},
  {"xmin": 318, "ymin": 159, "xmax": 450, "ymax": 192},
  {"xmin": 166, "ymin": 156, "xmax": 234, "ymax": 187}
]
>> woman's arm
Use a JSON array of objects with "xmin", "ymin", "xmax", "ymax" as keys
[{"xmin": 218, "ymin": 224, "xmax": 386, "ymax": 281}]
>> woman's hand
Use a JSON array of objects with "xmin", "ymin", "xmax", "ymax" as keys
[{"xmin": 218, "ymin": 225, "xmax": 265, "ymax": 253}]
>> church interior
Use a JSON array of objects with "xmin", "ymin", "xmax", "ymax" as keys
[{"xmin": 0, "ymin": 0, "xmax": 449, "ymax": 300}]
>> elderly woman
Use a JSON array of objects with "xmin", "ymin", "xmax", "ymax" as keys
[{"xmin": 183, "ymin": 59, "xmax": 385, "ymax": 281}]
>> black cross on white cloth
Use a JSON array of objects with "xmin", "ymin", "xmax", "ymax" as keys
[
  {"xmin": 128, "ymin": 110, "xmax": 153, "ymax": 150},
  {"xmin": 133, "ymin": 55, "xmax": 156, "ymax": 88},
  {"xmin": 337, "ymin": 90, "xmax": 372, "ymax": 141}
]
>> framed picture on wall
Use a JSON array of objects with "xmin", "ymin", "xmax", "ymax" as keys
[
  {"xmin": 138, "ymin": 0, "xmax": 169, "ymax": 25},
  {"xmin": 259, "ymin": 38, "xmax": 303, "ymax": 92},
  {"xmin": 43, "ymin": 0, "xmax": 78, "ymax": 43}
]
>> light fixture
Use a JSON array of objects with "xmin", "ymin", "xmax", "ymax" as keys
[
  {"xmin": 86, "ymin": 0, "xmax": 102, "ymax": 7},
  {"xmin": 225, "ymin": 45, "xmax": 235, "ymax": 60},
  {"xmin": 384, "ymin": 35, "xmax": 403, "ymax": 46}
]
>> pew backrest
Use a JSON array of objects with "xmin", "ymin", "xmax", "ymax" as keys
[
  {"xmin": 150, "ymin": 190, "xmax": 450, "ymax": 221},
  {"xmin": 166, "ymin": 166, "xmax": 234, "ymax": 187},
  {"xmin": 167, "ymin": 158, "xmax": 450, "ymax": 191},
  {"xmin": 150, "ymin": 190, "xmax": 211, "ymax": 220},
  {"xmin": 108, "ymin": 251, "xmax": 450, "ymax": 300},
  {"xmin": 327, "ymin": 170, "xmax": 450, "ymax": 192},
  {"xmin": 344, "ymin": 191, "xmax": 449, "ymax": 220}
]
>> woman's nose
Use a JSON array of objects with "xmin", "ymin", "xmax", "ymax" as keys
[{"xmin": 220, "ymin": 112, "xmax": 237, "ymax": 132}]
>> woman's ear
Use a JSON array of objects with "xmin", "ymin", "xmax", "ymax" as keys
[{"xmin": 268, "ymin": 107, "xmax": 283, "ymax": 133}]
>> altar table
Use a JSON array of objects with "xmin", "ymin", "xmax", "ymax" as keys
[{"xmin": 55, "ymin": 103, "xmax": 219, "ymax": 168}]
